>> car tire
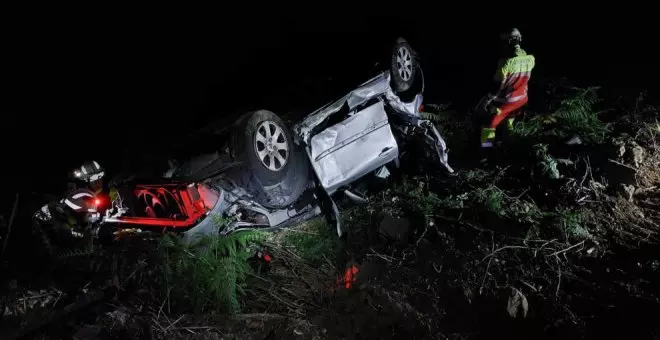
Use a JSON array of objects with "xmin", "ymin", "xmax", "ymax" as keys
[
  {"xmin": 390, "ymin": 37, "xmax": 417, "ymax": 93},
  {"xmin": 231, "ymin": 110, "xmax": 309, "ymax": 208}
]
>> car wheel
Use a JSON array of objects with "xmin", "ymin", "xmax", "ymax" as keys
[
  {"xmin": 231, "ymin": 110, "xmax": 309, "ymax": 208},
  {"xmin": 390, "ymin": 37, "xmax": 417, "ymax": 93}
]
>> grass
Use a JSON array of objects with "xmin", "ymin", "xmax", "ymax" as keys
[
  {"xmin": 280, "ymin": 218, "xmax": 341, "ymax": 267},
  {"xmin": 552, "ymin": 207, "xmax": 593, "ymax": 242},
  {"xmin": 532, "ymin": 143, "xmax": 561, "ymax": 179},
  {"xmin": 158, "ymin": 218, "xmax": 265, "ymax": 314},
  {"xmin": 9, "ymin": 82, "xmax": 659, "ymax": 339}
]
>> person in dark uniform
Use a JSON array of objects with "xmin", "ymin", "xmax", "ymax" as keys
[{"xmin": 33, "ymin": 161, "xmax": 106, "ymax": 252}]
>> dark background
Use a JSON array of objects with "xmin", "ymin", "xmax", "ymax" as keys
[{"xmin": 2, "ymin": 11, "xmax": 659, "ymax": 205}]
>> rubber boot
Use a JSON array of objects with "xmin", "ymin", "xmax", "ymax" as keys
[
  {"xmin": 480, "ymin": 127, "xmax": 496, "ymax": 148},
  {"xmin": 479, "ymin": 127, "xmax": 496, "ymax": 166}
]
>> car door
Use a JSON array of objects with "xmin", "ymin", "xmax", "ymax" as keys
[{"xmin": 308, "ymin": 99, "xmax": 398, "ymax": 195}]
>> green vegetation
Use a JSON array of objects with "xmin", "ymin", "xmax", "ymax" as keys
[
  {"xmin": 280, "ymin": 218, "xmax": 341, "ymax": 267},
  {"xmin": 551, "ymin": 207, "xmax": 593, "ymax": 242},
  {"xmin": 3, "ymin": 84, "xmax": 660, "ymax": 339},
  {"xmin": 158, "ymin": 219, "xmax": 265, "ymax": 314},
  {"xmin": 511, "ymin": 86, "xmax": 612, "ymax": 144}
]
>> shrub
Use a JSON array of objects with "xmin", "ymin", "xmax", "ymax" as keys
[
  {"xmin": 158, "ymin": 222, "xmax": 264, "ymax": 314},
  {"xmin": 554, "ymin": 87, "xmax": 611, "ymax": 144},
  {"xmin": 512, "ymin": 86, "xmax": 612, "ymax": 144},
  {"xmin": 281, "ymin": 218, "xmax": 340, "ymax": 267}
]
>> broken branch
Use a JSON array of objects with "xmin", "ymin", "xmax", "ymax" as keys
[{"xmin": 546, "ymin": 240, "xmax": 586, "ymax": 257}]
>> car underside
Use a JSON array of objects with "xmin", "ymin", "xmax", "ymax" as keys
[{"xmin": 99, "ymin": 38, "xmax": 453, "ymax": 243}]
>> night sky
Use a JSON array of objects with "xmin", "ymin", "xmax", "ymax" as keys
[{"xmin": 3, "ymin": 11, "xmax": 659, "ymax": 205}]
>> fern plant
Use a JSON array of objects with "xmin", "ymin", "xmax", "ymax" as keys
[
  {"xmin": 554, "ymin": 87, "xmax": 611, "ymax": 144},
  {"xmin": 159, "ymin": 228, "xmax": 265, "ymax": 314},
  {"xmin": 512, "ymin": 86, "xmax": 611, "ymax": 144}
]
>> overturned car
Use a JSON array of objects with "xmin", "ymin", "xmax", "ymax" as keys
[{"xmin": 101, "ymin": 38, "xmax": 452, "ymax": 243}]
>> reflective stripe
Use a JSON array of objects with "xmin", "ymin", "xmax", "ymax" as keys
[
  {"xmin": 508, "ymin": 71, "xmax": 531, "ymax": 78},
  {"xmin": 64, "ymin": 199, "xmax": 83, "ymax": 211},
  {"xmin": 72, "ymin": 192, "xmax": 93, "ymax": 199},
  {"xmin": 93, "ymin": 161, "xmax": 100, "ymax": 169},
  {"xmin": 506, "ymin": 94, "xmax": 527, "ymax": 103},
  {"xmin": 481, "ymin": 127, "xmax": 496, "ymax": 140},
  {"xmin": 494, "ymin": 48, "xmax": 534, "ymax": 105},
  {"xmin": 494, "ymin": 93, "xmax": 527, "ymax": 103},
  {"xmin": 89, "ymin": 171, "xmax": 104, "ymax": 181},
  {"xmin": 81, "ymin": 166, "xmax": 88, "ymax": 174},
  {"xmin": 507, "ymin": 118, "xmax": 515, "ymax": 131}
]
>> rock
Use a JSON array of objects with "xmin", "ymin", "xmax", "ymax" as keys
[
  {"xmin": 630, "ymin": 144, "xmax": 645, "ymax": 168},
  {"xmin": 611, "ymin": 137, "xmax": 627, "ymax": 158},
  {"xmin": 106, "ymin": 308, "xmax": 130, "ymax": 327},
  {"xmin": 378, "ymin": 214, "xmax": 410, "ymax": 243},
  {"xmin": 605, "ymin": 161, "xmax": 637, "ymax": 187},
  {"xmin": 618, "ymin": 183, "xmax": 636, "ymax": 201},
  {"xmin": 506, "ymin": 287, "xmax": 529, "ymax": 319}
]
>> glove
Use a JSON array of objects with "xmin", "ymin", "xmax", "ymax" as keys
[
  {"xmin": 481, "ymin": 94, "xmax": 497, "ymax": 113},
  {"xmin": 88, "ymin": 212, "xmax": 101, "ymax": 224}
]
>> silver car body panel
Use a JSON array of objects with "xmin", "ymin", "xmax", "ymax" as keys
[
  {"xmin": 103, "ymin": 66, "xmax": 452, "ymax": 243},
  {"xmin": 294, "ymin": 69, "xmax": 452, "ymax": 193},
  {"xmin": 307, "ymin": 100, "xmax": 398, "ymax": 194},
  {"xmin": 294, "ymin": 71, "xmax": 419, "ymax": 144}
]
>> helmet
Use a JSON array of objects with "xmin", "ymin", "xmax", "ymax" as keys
[
  {"xmin": 500, "ymin": 28, "xmax": 522, "ymax": 44},
  {"xmin": 73, "ymin": 160, "xmax": 105, "ymax": 183}
]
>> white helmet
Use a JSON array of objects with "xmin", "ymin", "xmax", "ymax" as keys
[
  {"xmin": 500, "ymin": 28, "xmax": 522, "ymax": 44},
  {"xmin": 73, "ymin": 160, "xmax": 105, "ymax": 183}
]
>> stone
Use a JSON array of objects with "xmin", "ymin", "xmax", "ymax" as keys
[
  {"xmin": 619, "ymin": 183, "xmax": 636, "ymax": 201},
  {"xmin": 630, "ymin": 144, "xmax": 645, "ymax": 168}
]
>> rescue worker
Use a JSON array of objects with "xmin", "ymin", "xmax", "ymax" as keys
[
  {"xmin": 34, "ymin": 161, "xmax": 106, "ymax": 252},
  {"xmin": 480, "ymin": 28, "xmax": 535, "ymax": 148}
]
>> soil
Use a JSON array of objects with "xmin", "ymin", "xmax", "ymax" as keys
[{"xmin": 1, "ymin": 89, "xmax": 659, "ymax": 339}]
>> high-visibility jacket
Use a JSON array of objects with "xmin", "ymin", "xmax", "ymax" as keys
[{"xmin": 492, "ymin": 45, "xmax": 535, "ymax": 104}]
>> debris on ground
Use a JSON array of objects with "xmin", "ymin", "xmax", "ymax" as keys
[{"xmin": 1, "ymin": 84, "xmax": 660, "ymax": 339}]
